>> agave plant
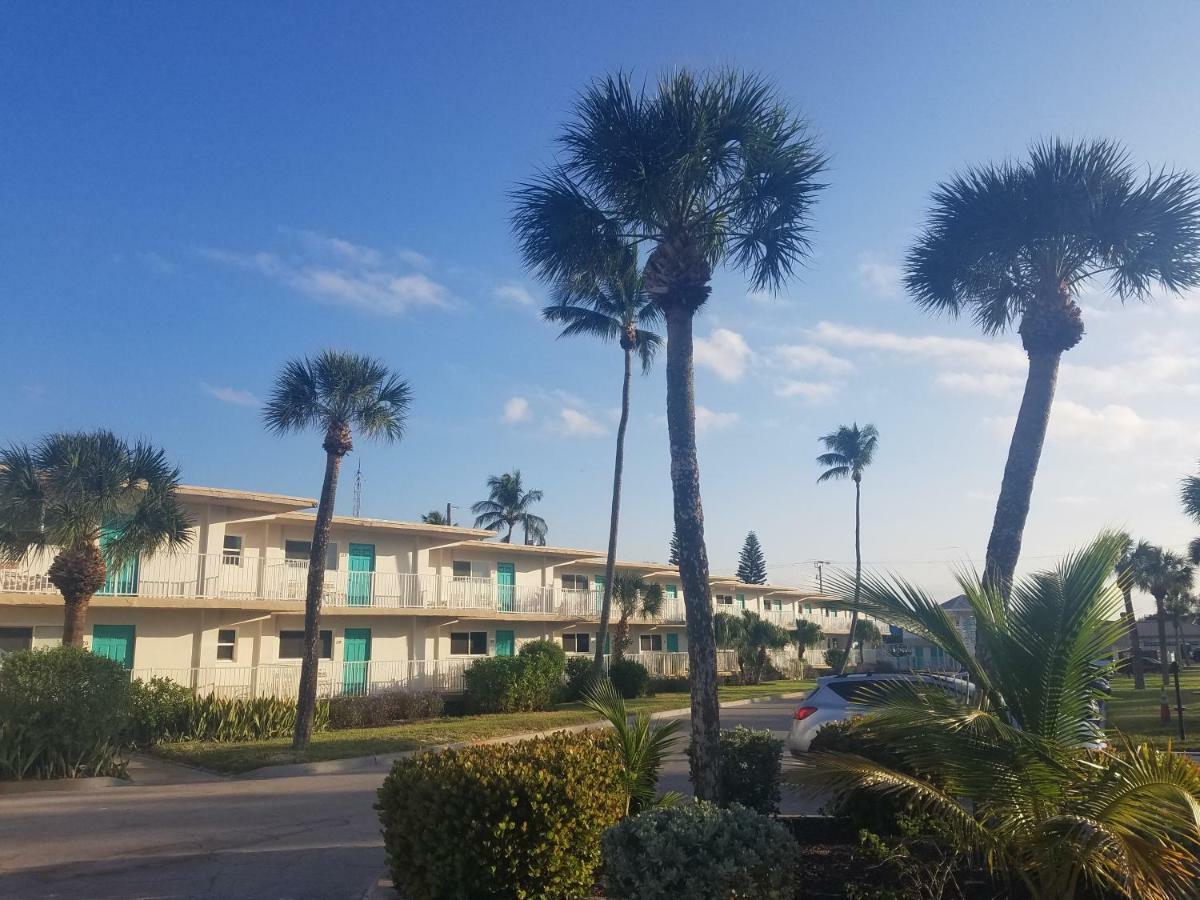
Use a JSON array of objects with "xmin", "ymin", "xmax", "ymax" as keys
[{"xmin": 789, "ymin": 533, "xmax": 1200, "ymax": 900}]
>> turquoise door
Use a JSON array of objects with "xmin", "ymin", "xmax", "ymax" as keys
[
  {"xmin": 666, "ymin": 584, "xmax": 677, "ymax": 599},
  {"xmin": 737, "ymin": 593, "xmax": 746, "ymax": 610},
  {"xmin": 914, "ymin": 645, "xmax": 924, "ymax": 669},
  {"xmin": 593, "ymin": 574, "xmax": 605, "ymax": 615},
  {"xmin": 496, "ymin": 563, "xmax": 515, "ymax": 612},
  {"xmin": 347, "ymin": 544, "xmax": 375, "ymax": 606},
  {"xmin": 92, "ymin": 624, "xmax": 135, "ymax": 669},
  {"xmin": 343, "ymin": 628, "xmax": 371, "ymax": 695},
  {"xmin": 99, "ymin": 523, "xmax": 139, "ymax": 595},
  {"xmin": 666, "ymin": 633, "xmax": 679, "ymax": 653},
  {"xmin": 495, "ymin": 629, "xmax": 515, "ymax": 657}
]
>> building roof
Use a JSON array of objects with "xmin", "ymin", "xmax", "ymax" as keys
[
  {"xmin": 275, "ymin": 512, "xmax": 494, "ymax": 539},
  {"xmin": 179, "ymin": 484, "xmax": 316, "ymax": 513},
  {"xmin": 941, "ymin": 594, "xmax": 973, "ymax": 612}
]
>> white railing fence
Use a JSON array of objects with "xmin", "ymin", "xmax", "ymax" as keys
[{"xmin": 858, "ymin": 646, "xmax": 961, "ymax": 673}]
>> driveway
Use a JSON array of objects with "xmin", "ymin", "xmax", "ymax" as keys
[{"xmin": 0, "ymin": 696, "xmax": 815, "ymax": 899}]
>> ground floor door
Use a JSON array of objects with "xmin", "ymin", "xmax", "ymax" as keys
[
  {"xmin": 92, "ymin": 624, "xmax": 135, "ymax": 669},
  {"xmin": 666, "ymin": 633, "xmax": 679, "ymax": 653},
  {"xmin": 495, "ymin": 629, "xmax": 515, "ymax": 657},
  {"xmin": 347, "ymin": 543, "xmax": 375, "ymax": 606},
  {"xmin": 343, "ymin": 628, "xmax": 372, "ymax": 694},
  {"xmin": 496, "ymin": 563, "xmax": 515, "ymax": 612}
]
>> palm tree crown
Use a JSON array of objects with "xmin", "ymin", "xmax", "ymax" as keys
[
  {"xmin": 1180, "ymin": 467, "xmax": 1200, "ymax": 562},
  {"xmin": 816, "ymin": 423, "xmax": 879, "ymax": 484},
  {"xmin": 471, "ymin": 470, "xmax": 547, "ymax": 544},
  {"xmin": 1131, "ymin": 542, "xmax": 1194, "ymax": 602}
]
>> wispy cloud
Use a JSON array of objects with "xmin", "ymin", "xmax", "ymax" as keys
[
  {"xmin": 934, "ymin": 371, "xmax": 1022, "ymax": 398},
  {"xmin": 772, "ymin": 343, "xmax": 853, "ymax": 375},
  {"xmin": 557, "ymin": 408, "xmax": 606, "ymax": 437},
  {"xmin": 985, "ymin": 400, "xmax": 1199, "ymax": 454},
  {"xmin": 494, "ymin": 282, "xmax": 537, "ymax": 308},
  {"xmin": 695, "ymin": 406, "xmax": 739, "ymax": 432},
  {"xmin": 502, "ymin": 396, "xmax": 532, "ymax": 424},
  {"xmin": 774, "ymin": 379, "xmax": 836, "ymax": 401},
  {"xmin": 856, "ymin": 254, "xmax": 903, "ymax": 298},
  {"xmin": 811, "ymin": 321, "xmax": 1026, "ymax": 372},
  {"xmin": 201, "ymin": 382, "xmax": 260, "ymax": 407},
  {"xmin": 694, "ymin": 328, "xmax": 753, "ymax": 382}
]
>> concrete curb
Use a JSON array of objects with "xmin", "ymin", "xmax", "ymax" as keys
[{"xmin": 0, "ymin": 775, "xmax": 127, "ymax": 796}]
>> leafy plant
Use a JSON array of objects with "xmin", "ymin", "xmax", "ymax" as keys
[
  {"xmin": 610, "ymin": 572, "xmax": 664, "ymax": 661},
  {"xmin": 606, "ymin": 657, "xmax": 650, "ymax": 698},
  {"xmin": 463, "ymin": 649, "xmax": 564, "ymax": 713},
  {"xmin": 128, "ymin": 676, "xmax": 193, "ymax": 745},
  {"xmin": 714, "ymin": 610, "xmax": 792, "ymax": 684},
  {"xmin": 823, "ymin": 647, "xmax": 847, "ymax": 670},
  {"xmin": 561, "ymin": 655, "xmax": 598, "ymax": 701},
  {"xmin": 470, "ymin": 470, "xmax": 547, "ymax": 545},
  {"xmin": 714, "ymin": 726, "xmax": 782, "ymax": 814},
  {"xmin": 327, "ymin": 690, "xmax": 442, "ymax": 730}
]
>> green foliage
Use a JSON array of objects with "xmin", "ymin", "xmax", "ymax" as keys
[
  {"xmin": 128, "ymin": 676, "xmax": 193, "ymax": 745},
  {"xmin": 809, "ymin": 720, "xmax": 915, "ymax": 834},
  {"xmin": 327, "ymin": 690, "xmax": 443, "ymax": 730},
  {"xmin": 607, "ymin": 657, "xmax": 650, "ymax": 698},
  {"xmin": 0, "ymin": 646, "xmax": 132, "ymax": 779},
  {"xmin": 464, "ymin": 649, "xmax": 564, "ymax": 713},
  {"xmin": 134, "ymin": 689, "xmax": 329, "ymax": 744},
  {"xmin": 736, "ymin": 531, "xmax": 768, "ymax": 584},
  {"xmin": 562, "ymin": 656, "xmax": 598, "ymax": 701},
  {"xmin": 648, "ymin": 675, "xmax": 689, "ymax": 695},
  {"xmin": 376, "ymin": 730, "xmax": 626, "ymax": 900},
  {"xmin": 470, "ymin": 469, "xmax": 547, "ymax": 544},
  {"xmin": 602, "ymin": 801, "xmax": 798, "ymax": 900},
  {"xmin": 715, "ymin": 610, "xmax": 792, "ymax": 683},
  {"xmin": 715, "ymin": 726, "xmax": 782, "ymax": 814},
  {"xmin": 824, "ymin": 647, "xmax": 847, "ymax": 670},
  {"xmin": 517, "ymin": 637, "xmax": 566, "ymax": 670}
]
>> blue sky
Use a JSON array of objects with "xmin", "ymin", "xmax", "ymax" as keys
[{"xmin": 4, "ymin": 2, "xmax": 1200, "ymax": 612}]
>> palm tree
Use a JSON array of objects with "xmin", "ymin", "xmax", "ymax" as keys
[
  {"xmin": 790, "ymin": 619, "xmax": 823, "ymax": 662},
  {"xmin": 713, "ymin": 610, "xmax": 791, "ymax": 685},
  {"xmin": 1130, "ymin": 541, "xmax": 1194, "ymax": 687},
  {"xmin": 791, "ymin": 533, "xmax": 1200, "ymax": 900},
  {"xmin": 512, "ymin": 69, "xmax": 826, "ymax": 800},
  {"xmin": 0, "ymin": 431, "xmax": 192, "ymax": 645},
  {"xmin": 1179, "ymin": 467, "xmax": 1200, "ymax": 563},
  {"xmin": 263, "ymin": 351, "xmax": 411, "ymax": 749},
  {"xmin": 610, "ymin": 572, "xmax": 665, "ymax": 662},
  {"xmin": 542, "ymin": 243, "xmax": 662, "ymax": 678},
  {"xmin": 420, "ymin": 510, "xmax": 454, "ymax": 526},
  {"xmin": 816, "ymin": 422, "xmax": 879, "ymax": 674},
  {"xmin": 470, "ymin": 470, "xmax": 547, "ymax": 544},
  {"xmin": 1114, "ymin": 534, "xmax": 1147, "ymax": 690},
  {"xmin": 1163, "ymin": 590, "xmax": 1196, "ymax": 672},
  {"xmin": 906, "ymin": 141, "xmax": 1200, "ymax": 598}
]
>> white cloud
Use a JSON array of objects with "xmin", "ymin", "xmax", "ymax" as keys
[
  {"xmin": 695, "ymin": 406, "xmax": 740, "ymax": 432},
  {"xmin": 772, "ymin": 343, "xmax": 853, "ymax": 375},
  {"xmin": 201, "ymin": 383, "xmax": 259, "ymax": 407},
  {"xmin": 934, "ymin": 371, "xmax": 1023, "ymax": 398},
  {"xmin": 774, "ymin": 379, "xmax": 836, "ymax": 401},
  {"xmin": 985, "ymin": 400, "xmax": 1199, "ymax": 454},
  {"xmin": 502, "ymin": 396, "xmax": 531, "ymax": 424},
  {"xmin": 397, "ymin": 249, "xmax": 432, "ymax": 269},
  {"xmin": 557, "ymin": 408, "xmax": 606, "ymax": 437},
  {"xmin": 298, "ymin": 231, "xmax": 382, "ymax": 267},
  {"xmin": 494, "ymin": 283, "xmax": 537, "ymax": 308},
  {"xmin": 811, "ymin": 321, "xmax": 1026, "ymax": 372},
  {"xmin": 856, "ymin": 255, "xmax": 903, "ymax": 298},
  {"xmin": 694, "ymin": 328, "xmax": 753, "ymax": 382}
]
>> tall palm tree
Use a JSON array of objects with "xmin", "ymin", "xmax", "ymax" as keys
[
  {"xmin": 264, "ymin": 351, "xmax": 411, "ymax": 749},
  {"xmin": 1114, "ymin": 534, "xmax": 1146, "ymax": 690},
  {"xmin": 542, "ymin": 243, "xmax": 662, "ymax": 677},
  {"xmin": 470, "ymin": 471, "xmax": 547, "ymax": 544},
  {"xmin": 790, "ymin": 618, "xmax": 823, "ymax": 660},
  {"xmin": 512, "ymin": 70, "xmax": 826, "ymax": 800},
  {"xmin": 905, "ymin": 140, "xmax": 1200, "ymax": 598},
  {"xmin": 816, "ymin": 422, "xmax": 879, "ymax": 674},
  {"xmin": 0, "ymin": 431, "xmax": 192, "ymax": 645},
  {"xmin": 1179, "ymin": 467, "xmax": 1200, "ymax": 563},
  {"xmin": 1130, "ymin": 541, "xmax": 1194, "ymax": 687},
  {"xmin": 609, "ymin": 572, "xmax": 664, "ymax": 661}
]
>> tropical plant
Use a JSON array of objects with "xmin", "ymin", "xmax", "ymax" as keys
[
  {"xmin": 1114, "ymin": 533, "xmax": 1147, "ymax": 689},
  {"xmin": 1163, "ymin": 590, "xmax": 1197, "ymax": 673},
  {"xmin": 0, "ymin": 431, "xmax": 192, "ymax": 645},
  {"xmin": 470, "ymin": 470, "xmax": 547, "ymax": 544},
  {"xmin": 853, "ymin": 617, "xmax": 883, "ymax": 648},
  {"xmin": 713, "ymin": 610, "xmax": 791, "ymax": 685},
  {"xmin": 1181, "ymin": 467, "xmax": 1200, "ymax": 564},
  {"xmin": 906, "ymin": 141, "xmax": 1200, "ymax": 598},
  {"xmin": 513, "ymin": 69, "xmax": 826, "ymax": 800},
  {"xmin": 790, "ymin": 619, "xmax": 823, "ymax": 659},
  {"xmin": 610, "ymin": 572, "xmax": 664, "ymax": 661},
  {"xmin": 419, "ymin": 509, "xmax": 455, "ymax": 526},
  {"xmin": 736, "ymin": 531, "xmax": 768, "ymax": 584},
  {"xmin": 816, "ymin": 422, "xmax": 879, "ymax": 674},
  {"xmin": 792, "ymin": 532, "xmax": 1200, "ymax": 900},
  {"xmin": 1130, "ymin": 541, "xmax": 1194, "ymax": 686},
  {"xmin": 541, "ymin": 245, "xmax": 662, "ymax": 677},
  {"xmin": 263, "ymin": 350, "xmax": 411, "ymax": 749},
  {"xmin": 582, "ymin": 678, "xmax": 682, "ymax": 814}
]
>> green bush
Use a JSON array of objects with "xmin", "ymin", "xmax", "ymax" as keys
[
  {"xmin": 518, "ymin": 637, "xmax": 566, "ymax": 670},
  {"xmin": 175, "ymin": 693, "xmax": 328, "ymax": 742},
  {"xmin": 129, "ymin": 676, "xmax": 193, "ymax": 745},
  {"xmin": 649, "ymin": 675, "xmax": 689, "ymax": 695},
  {"xmin": 602, "ymin": 801, "xmax": 798, "ymax": 899},
  {"xmin": 463, "ymin": 649, "xmax": 564, "ymax": 714},
  {"xmin": 809, "ymin": 719, "xmax": 914, "ymax": 834},
  {"xmin": 0, "ymin": 646, "xmax": 132, "ymax": 779},
  {"xmin": 607, "ymin": 658, "xmax": 650, "ymax": 698},
  {"xmin": 377, "ymin": 730, "xmax": 626, "ymax": 899},
  {"xmin": 562, "ymin": 656, "xmax": 598, "ymax": 701},
  {"xmin": 716, "ymin": 726, "xmax": 782, "ymax": 814},
  {"xmin": 824, "ymin": 648, "xmax": 847, "ymax": 670},
  {"xmin": 327, "ymin": 689, "xmax": 443, "ymax": 729}
]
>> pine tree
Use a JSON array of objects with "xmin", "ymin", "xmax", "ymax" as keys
[
  {"xmin": 668, "ymin": 529, "xmax": 680, "ymax": 567},
  {"xmin": 737, "ymin": 532, "xmax": 768, "ymax": 584}
]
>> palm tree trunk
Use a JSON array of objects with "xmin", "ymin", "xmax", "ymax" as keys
[
  {"xmin": 983, "ymin": 349, "xmax": 1061, "ymax": 599},
  {"xmin": 663, "ymin": 303, "xmax": 720, "ymax": 802},
  {"xmin": 62, "ymin": 597, "xmax": 90, "ymax": 647},
  {"xmin": 504, "ymin": 522, "xmax": 513, "ymax": 543},
  {"xmin": 1173, "ymin": 616, "xmax": 1183, "ymax": 670},
  {"xmin": 292, "ymin": 448, "xmax": 344, "ymax": 750},
  {"xmin": 593, "ymin": 348, "xmax": 633, "ymax": 677},
  {"xmin": 613, "ymin": 613, "xmax": 629, "ymax": 663},
  {"xmin": 1154, "ymin": 596, "xmax": 1171, "ymax": 687},
  {"xmin": 838, "ymin": 479, "xmax": 862, "ymax": 675},
  {"xmin": 48, "ymin": 543, "xmax": 107, "ymax": 647},
  {"xmin": 1121, "ymin": 585, "xmax": 1146, "ymax": 690}
]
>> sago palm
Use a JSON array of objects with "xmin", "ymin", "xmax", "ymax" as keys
[
  {"xmin": 470, "ymin": 470, "xmax": 547, "ymax": 545},
  {"xmin": 513, "ymin": 69, "xmax": 826, "ymax": 800},
  {"xmin": 263, "ymin": 350, "xmax": 411, "ymax": 749},
  {"xmin": 0, "ymin": 431, "xmax": 192, "ymax": 646},
  {"xmin": 609, "ymin": 572, "xmax": 664, "ymax": 662},
  {"xmin": 1113, "ymin": 533, "xmax": 1147, "ymax": 690},
  {"xmin": 791, "ymin": 533, "xmax": 1200, "ymax": 900},
  {"xmin": 816, "ymin": 422, "xmax": 879, "ymax": 674},
  {"xmin": 1130, "ymin": 541, "xmax": 1193, "ymax": 686},
  {"xmin": 906, "ymin": 140, "xmax": 1200, "ymax": 598},
  {"xmin": 542, "ymin": 242, "xmax": 661, "ymax": 677}
]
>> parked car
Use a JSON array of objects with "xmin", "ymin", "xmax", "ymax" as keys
[{"xmin": 1112, "ymin": 654, "xmax": 1161, "ymax": 676}]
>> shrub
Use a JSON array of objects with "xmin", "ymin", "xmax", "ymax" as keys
[
  {"xmin": 377, "ymin": 730, "xmax": 626, "ymax": 899},
  {"xmin": 562, "ymin": 656, "xmax": 598, "ymax": 701},
  {"xmin": 648, "ymin": 675, "xmax": 689, "ymax": 695},
  {"xmin": 824, "ymin": 648, "xmax": 847, "ymax": 670},
  {"xmin": 518, "ymin": 637, "xmax": 566, "ymax": 670},
  {"xmin": 129, "ymin": 676, "xmax": 193, "ymax": 745},
  {"xmin": 808, "ymin": 720, "xmax": 913, "ymax": 834},
  {"xmin": 602, "ymin": 801, "xmax": 798, "ymax": 899},
  {"xmin": 0, "ymin": 646, "xmax": 132, "ymax": 779},
  {"xmin": 139, "ymin": 693, "xmax": 329, "ymax": 744},
  {"xmin": 716, "ymin": 726, "xmax": 782, "ymax": 814},
  {"xmin": 327, "ymin": 690, "xmax": 443, "ymax": 730},
  {"xmin": 607, "ymin": 658, "xmax": 650, "ymax": 698},
  {"xmin": 463, "ymin": 650, "xmax": 563, "ymax": 713}
]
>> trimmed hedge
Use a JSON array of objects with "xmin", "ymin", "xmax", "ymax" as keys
[
  {"xmin": 463, "ymin": 646, "xmax": 565, "ymax": 713},
  {"xmin": 716, "ymin": 726, "xmax": 782, "ymax": 814},
  {"xmin": 602, "ymin": 801, "xmax": 798, "ymax": 899},
  {"xmin": 377, "ymin": 730, "xmax": 626, "ymax": 899},
  {"xmin": 607, "ymin": 658, "xmax": 650, "ymax": 699},
  {"xmin": 327, "ymin": 690, "xmax": 443, "ymax": 730},
  {"xmin": 562, "ymin": 656, "xmax": 598, "ymax": 701}
]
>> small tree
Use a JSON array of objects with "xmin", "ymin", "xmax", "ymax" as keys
[
  {"xmin": 736, "ymin": 532, "xmax": 767, "ymax": 585},
  {"xmin": 790, "ymin": 620, "xmax": 823, "ymax": 661},
  {"xmin": 611, "ymin": 572, "xmax": 664, "ymax": 661},
  {"xmin": 668, "ymin": 529, "xmax": 680, "ymax": 567},
  {"xmin": 713, "ymin": 611, "xmax": 790, "ymax": 684}
]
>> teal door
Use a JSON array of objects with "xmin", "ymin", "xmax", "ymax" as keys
[
  {"xmin": 666, "ymin": 584, "xmax": 677, "ymax": 599},
  {"xmin": 92, "ymin": 624, "xmax": 135, "ymax": 669},
  {"xmin": 99, "ymin": 523, "xmax": 139, "ymax": 596},
  {"xmin": 343, "ymin": 628, "xmax": 371, "ymax": 695},
  {"xmin": 737, "ymin": 593, "xmax": 746, "ymax": 610},
  {"xmin": 666, "ymin": 633, "xmax": 679, "ymax": 653},
  {"xmin": 496, "ymin": 563, "xmax": 515, "ymax": 612},
  {"xmin": 914, "ymin": 645, "xmax": 924, "ymax": 669},
  {"xmin": 347, "ymin": 544, "xmax": 375, "ymax": 606},
  {"xmin": 495, "ymin": 629, "xmax": 515, "ymax": 657},
  {"xmin": 593, "ymin": 575, "xmax": 605, "ymax": 615}
]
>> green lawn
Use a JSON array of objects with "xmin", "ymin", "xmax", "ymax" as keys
[
  {"xmin": 152, "ymin": 678, "xmax": 814, "ymax": 775},
  {"xmin": 1105, "ymin": 668, "xmax": 1200, "ymax": 750}
]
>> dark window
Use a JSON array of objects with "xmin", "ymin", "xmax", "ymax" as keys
[
  {"xmin": 561, "ymin": 574, "xmax": 588, "ymax": 591},
  {"xmin": 222, "ymin": 535, "xmax": 243, "ymax": 566},
  {"xmin": 450, "ymin": 631, "xmax": 488, "ymax": 656},
  {"xmin": 216, "ymin": 629, "xmax": 236, "ymax": 661},
  {"xmin": 0, "ymin": 627, "xmax": 33, "ymax": 657},
  {"xmin": 639, "ymin": 634, "xmax": 663, "ymax": 652},
  {"xmin": 279, "ymin": 629, "xmax": 332, "ymax": 659},
  {"xmin": 561, "ymin": 633, "xmax": 590, "ymax": 653},
  {"xmin": 716, "ymin": 595, "xmax": 734, "ymax": 606},
  {"xmin": 452, "ymin": 560, "xmax": 472, "ymax": 578},
  {"xmin": 285, "ymin": 540, "xmax": 310, "ymax": 561}
]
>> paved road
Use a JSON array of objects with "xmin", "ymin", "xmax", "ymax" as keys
[{"xmin": 0, "ymin": 697, "xmax": 812, "ymax": 900}]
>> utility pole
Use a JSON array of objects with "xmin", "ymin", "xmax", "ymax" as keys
[
  {"xmin": 446, "ymin": 502, "xmax": 452, "ymax": 527},
  {"xmin": 813, "ymin": 560, "xmax": 831, "ymax": 594}
]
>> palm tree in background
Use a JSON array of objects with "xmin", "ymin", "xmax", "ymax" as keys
[
  {"xmin": 1130, "ymin": 541, "xmax": 1194, "ymax": 686},
  {"xmin": 542, "ymin": 242, "xmax": 662, "ymax": 677},
  {"xmin": 817, "ymin": 422, "xmax": 879, "ymax": 674},
  {"xmin": 790, "ymin": 619, "xmax": 823, "ymax": 663},
  {"xmin": 1180, "ymin": 467, "xmax": 1200, "ymax": 563},
  {"xmin": 0, "ymin": 431, "xmax": 192, "ymax": 646},
  {"xmin": 713, "ymin": 610, "xmax": 791, "ymax": 685},
  {"xmin": 512, "ymin": 70, "xmax": 826, "ymax": 800},
  {"xmin": 471, "ymin": 470, "xmax": 547, "ymax": 544},
  {"xmin": 1163, "ymin": 590, "xmax": 1196, "ymax": 671},
  {"xmin": 264, "ymin": 351, "xmax": 411, "ymax": 749},
  {"xmin": 420, "ymin": 510, "xmax": 455, "ymax": 526},
  {"xmin": 906, "ymin": 140, "xmax": 1200, "ymax": 599},
  {"xmin": 1114, "ymin": 534, "xmax": 1147, "ymax": 690},
  {"xmin": 610, "ymin": 572, "xmax": 665, "ymax": 661}
]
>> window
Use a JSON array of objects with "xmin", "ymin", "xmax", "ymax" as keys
[
  {"xmin": 284, "ymin": 540, "xmax": 337, "ymax": 569},
  {"xmin": 561, "ymin": 632, "xmax": 591, "ymax": 653},
  {"xmin": 805, "ymin": 603, "xmax": 813, "ymax": 614},
  {"xmin": 450, "ymin": 631, "xmax": 488, "ymax": 656},
  {"xmin": 222, "ymin": 535, "xmax": 243, "ymax": 566},
  {"xmin": 716, "ymin": 594, "xmax": 734, "ymax": 606},
  {"xmin": 0, "ymin": 626, "xmax": 33, "ymax": 657},
  {"xmin": 561, "ymin": 574, "xmax": 589, "ymax": 591},
  {"xmin": 452, "ymin": 560, "xmax": 472, "ymax": 579},
  {"xmin": 639, "ymin": 634, "xmax": 664, "ymax": 652},
  {"xmin": 216, "ymin": 628, "xmax": 237, "ymax": 661},
  {"xmin": 279, "ymin": 629, "xmax": 332, "ymax": 659}
]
